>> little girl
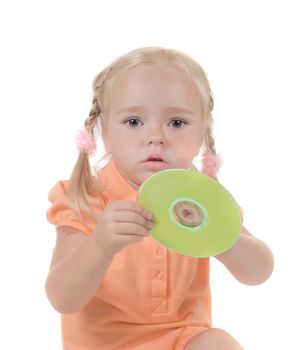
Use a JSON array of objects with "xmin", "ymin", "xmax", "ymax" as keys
[{"xmin": 45, "ymin": 46, "xmax": 274, "ymax": 350}]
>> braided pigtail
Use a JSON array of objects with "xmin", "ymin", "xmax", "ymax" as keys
[
  {"xmin": 68, "ymin": 96, "xmax": 106, "ymax": 223},
  {"xmin": 204, "ymin": 93, "xmax": 217, "ymax": 155},
  {"xmin": 201, "ymin": 92, "xmax": 222, "ymax": 179}
]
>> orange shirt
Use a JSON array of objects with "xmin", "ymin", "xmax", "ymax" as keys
[{"xmin": 46, "ymin": 159, "xmax": 212, "ymax": 350}]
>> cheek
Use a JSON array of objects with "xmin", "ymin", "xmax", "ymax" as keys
[
  {"xmin": 173, "ymin": 144, "xmax": 197, "ymax": 164},
  {"xmin": 172, "ymin": 136, "xmax": 203, "ymax": 166},
  {"xmin": 108, "ymin": 130, "xmax": 138, "ymax": 153},
  {"xmin": 174, "ymin": 131, "xmax": 203, "ymax": 152}
]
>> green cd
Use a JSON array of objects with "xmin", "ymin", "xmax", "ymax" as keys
[{"xmin": 137, "ymin": 169, "xmax": 242, "ymax": 258}]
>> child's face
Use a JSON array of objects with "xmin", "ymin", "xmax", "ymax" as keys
[{"xmin": 101, "ymin": 64, "xmax": 205, "ymax": 189}]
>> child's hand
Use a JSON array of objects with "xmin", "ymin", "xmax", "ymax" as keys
[{"xmin": 91, "ymin": 200, "xmax": 153, "ymax": 258}]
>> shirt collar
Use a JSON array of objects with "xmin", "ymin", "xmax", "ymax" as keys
[{"xmin": 98, "ymin": 158, "xmax": 138, "ymax": 202}]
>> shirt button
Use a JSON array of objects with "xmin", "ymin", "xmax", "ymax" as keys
[
  {"xmin": 158, "ymin": 272, "xmax": 165, "ymax": 280},
  {"xmin": 152, "ymin": 269, "xmax": 166, "ymax": 280},
  {"xmin": 155, "ymin": 247, "xmax": 165, "ymax": 256}
]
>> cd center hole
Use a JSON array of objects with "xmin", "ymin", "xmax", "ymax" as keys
[
  {"xmin": 183, "ymin": 209, "xmax": 193, "ymax": 218},
  {"xmin": 172, "ymin": 200, "xmax": 204, "ymax": 228}
]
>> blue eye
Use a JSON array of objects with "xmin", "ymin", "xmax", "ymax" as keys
[
  {"xmin": 125, "ymin": 118, "xmax": 142, "ymax": 127},
  {"xmin": 169, "ymin": 119, "xmax": 186, "ymax": 128},
  {"xmin": 124, "ymin": 118, "xmax": 187, "ymax": 128}
]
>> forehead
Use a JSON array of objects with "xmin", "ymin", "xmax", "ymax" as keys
[{"xmin": 108, "ymin": 64, "xmax": 202, "ymax": 113}]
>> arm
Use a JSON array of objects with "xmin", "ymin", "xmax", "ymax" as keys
[
  {"xmin": 215, "ymin": 225, "xmax": 274, "ymax": 285},
  {"xmin": 45, "ymin": 200, "xmax": 152, "ymax": 314},
  {"xmin": 45, "ymin": 227, "xmax": 114, "ymax": 314}
]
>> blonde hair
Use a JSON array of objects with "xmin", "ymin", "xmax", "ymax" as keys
[{"xmin": 68, "ymin": 46, "xmax": 217, "ymax": 222}]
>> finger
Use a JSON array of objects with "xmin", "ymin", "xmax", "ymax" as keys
[
  {"xmin": 112, "ymin": 200, "xmax": 153, "ymax": 221},
  {"xmin": 113, "ymin": 210, "xmax": 153, "ymax": 230},
  {"xmin": 115, "ymin": 222, "xmax": 151, "ymax": 237}
]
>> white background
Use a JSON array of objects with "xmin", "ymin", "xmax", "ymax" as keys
[{"xmin": 0, "ymin": 0, "xmax": 301, "ymax": 349}]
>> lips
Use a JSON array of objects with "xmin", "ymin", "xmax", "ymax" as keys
[
  {"xmin": 142, "ymin": 153, "xmax": 168, "ymax": 171},
  {"xmin": 143, "ymin": 153, "xmax": 166, "ymax": 163}
]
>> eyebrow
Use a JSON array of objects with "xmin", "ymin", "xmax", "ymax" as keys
[{"xmin": 116, "ymin": 106, "xmax": 195, "ymax": 115}]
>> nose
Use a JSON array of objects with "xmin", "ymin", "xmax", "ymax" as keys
[
  {"xmin": 147, "ymin": 125, "xmax": 165, "ymax": 145},
  {"xmin": 148, "ymin": 135, "xmax": 164, "ymax": 145}
]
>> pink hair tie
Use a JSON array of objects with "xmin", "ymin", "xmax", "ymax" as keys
[
  {"xmin": 201, "ymin": 152, "xmax": 222, "ymax": 178},
  {"xmin": 75, "ymin": 129, "xmax": 97, "ymax": 156}
]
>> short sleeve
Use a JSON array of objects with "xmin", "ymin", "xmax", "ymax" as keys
[{"xmin": 46, "ymin": 180, "xmax": 98, "ymax": 235}]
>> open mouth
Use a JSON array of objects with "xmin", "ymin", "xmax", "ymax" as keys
[
  {"xmin": 148, "ymin": 158, "xmax": 163, "ymax": 162},
  {"xmin": 143, "ymin": 155, "xmax": 167, "ymax": 170}
]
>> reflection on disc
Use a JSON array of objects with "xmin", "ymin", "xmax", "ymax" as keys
[{"xmin": 137, "ymin": 169, "xmax": 242, "ymax": 258}]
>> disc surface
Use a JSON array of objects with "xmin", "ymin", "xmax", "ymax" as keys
[{"xmin": 137, "ymin": 169, "xmax": 242, "ymax": 258}]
